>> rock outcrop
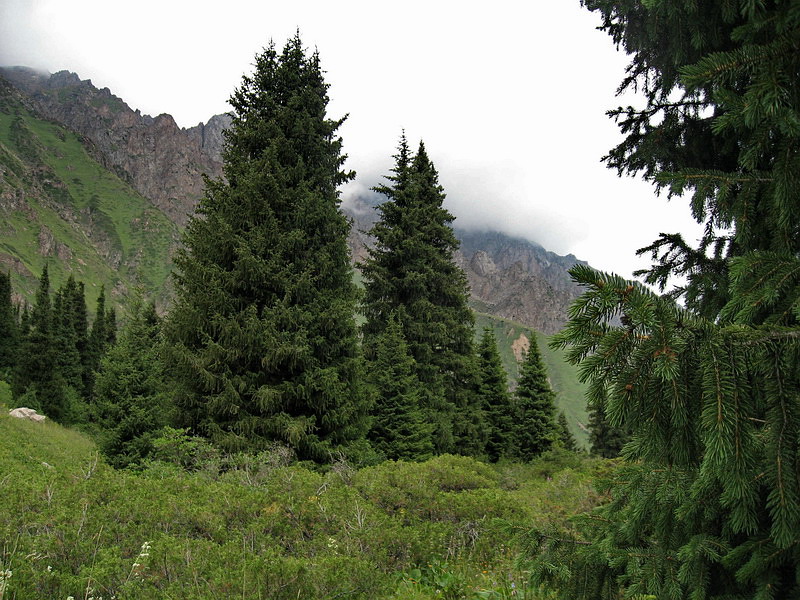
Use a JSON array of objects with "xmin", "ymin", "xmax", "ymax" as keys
[
  {"xmin": 8, "ymin": 407, "xmax": 47, "ymax": 422},
  {"xmin": 0, "ymin": 67, "xmax": 227, "ymax": 227},
  {"xmin": 341, "ymin": 196, "xmax": 585, "ymax": 335}
]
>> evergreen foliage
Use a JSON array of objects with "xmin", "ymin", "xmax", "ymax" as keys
[
  {"xmin": 0, "ymin": 271, "xmax": 17, "ymax": 378},
  {"xmin": 164, "ymin": 35, "xmax": 367, "ymax": 461},
  {"xmin": 85, "ymin": 285, "xmax": 114, "ymax": 399},
  {"xmin": 529, "ymin": 1, "xmax": 800, "ymax": 598},
  {"xmin": 361, "ymin": 136, "xmax": 483, "ymax": 456},
  {"xmin": 512, "ymin": 335, "xmax": 558, "ymax": 461},
  {"xmin": 53, "ymin": 276, "xmax": 86, "ymax": 392},
  {"xmin": 476, "ymin": 327, "xmax": 514, "ymax": 461},
  {"xmin": 11, "ymin": 265, "xmax": 67, "ymax": 420},
  {"xmin": 92, "ymin": 299, "xmax": 169, "ymax": 468},
  {"xmin": 367, "ymin": 311, "xmax": 433, "ymax": 461},
  {"xmin": 556, "ymin": 411, "xmax": 578, "ymax": 453},
  {"xmin": 587, "ymin": 401, "xmax": 627, "ymax": 459}
]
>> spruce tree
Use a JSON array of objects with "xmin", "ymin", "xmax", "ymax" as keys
[
  {"xmin": 367, "ymin": 311, "xmax": 434, "ymax": 461},
  {"xmin": 0, "ymin": 271, "xmax": 17, "ymax": 379},
  {"xmin": 512, "ymin": 336, "xmax": 558, "ymax": 461},
  {"xmin": 93, "ymin": 299, "xmax": 169, "ymax": 468},
  {"xmin": 165, "ymin": 35, "xmax": 367, "ymax": 460},
  {"xmin": 586, "ymin": 401, "xmax": 627, "ymax": 458},
  {"xmin": 476, "ymin": 327, "xmax": 514, "ymax": 461},
  {"xmin": 12, "ymin": 265, "xmax": 66, "ymax": 419},
  {"xmin": 85, "ymin": 285, "xmax": 113, "ymax": 399},
  {"xmin": 53, "ymin": 276, "xmax": 84, "ymax": 393},
  {"xmin": 361, "ymin": 137, "xmax": 483, "ymax": 455},
  {"xmin": 556, "ymin": 411, "xmax": 578, "ymax": 453},
  {"xmin": 529, "ymin": 2, "xmax": 800, "ymax": 598}
]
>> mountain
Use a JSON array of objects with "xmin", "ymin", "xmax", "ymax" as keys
[
  {"xmin": 0, "ymin": 66, "xmax": 591, "ymax": 440},
  {"xmin": 0, "ymin": 73, "xmax": 177, "ymax": 307},
  {"xmin": 0, "ymin": 66, "xmax": 229, "ymax": 228},
  {"xmin": 1, "ymin": 68, "xmax": 588, "ymax": 332},
  {"xmin": 1, "ymin": 68, "xmax": 586, "ymax": 333},
  {"xmin": 344, "ymin": 194, "xmax": 586, "ymax": 335}
]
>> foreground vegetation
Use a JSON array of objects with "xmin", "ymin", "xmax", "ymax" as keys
[{"xmin": 0, "ymin": 409, "xmax": 604, "ymax": 600}]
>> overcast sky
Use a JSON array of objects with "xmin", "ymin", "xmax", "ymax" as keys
[{"xmin": 0, "ymin": 0, "xmax": 703, "ymax": 280}]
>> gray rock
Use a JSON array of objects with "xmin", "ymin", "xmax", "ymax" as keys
[{"xmin": 8, "ymin": 407, "xmax": 47, "ymax": 422}]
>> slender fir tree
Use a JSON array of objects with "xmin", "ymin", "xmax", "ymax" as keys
[
  {"xmin": 586, "ymin": 401, "xmax": 627, "ymax": 458},
  {"xmin": 165, "ymin": 35, "xmax": 367, "ymax": 460},
  {"xmin": 476, "ymin": 327, "xmax": 514, "ymax": 461},
  {"xmin": 53, "ymin": 276, "xmax": 84, "ymax": 393},
  {"xmin": 85, "ymin": 285, "xmax": 114, "ymax": 399},
  {"xmin": 529, "ymin": 2, "xmax": 800, "ymax": 598},
  {"xmin": 361, "ymin": 138, "xmax": 484, "ymax": 455},
  {"xmin": 556, "ymin": 411, "xmax": 578, "ymax": 453},
  {"xmin": 512, "ymin": 336, "xmax": 558, "ymax": 461},
  {"xmin": 367, "ymin": 311, "xmax": 434, "ymax": 461},
  {"xmin": 0, "ymin": 271, "xmax": 17, "ymax": 379},
  {"xmin": 93, "ymin": 299, "xmax": 169, "ymax": 468}
]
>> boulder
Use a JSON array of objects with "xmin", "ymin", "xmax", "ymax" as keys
[{"xmin": 8, "ymin": 407, "xmax": 47, "ymax": 422}]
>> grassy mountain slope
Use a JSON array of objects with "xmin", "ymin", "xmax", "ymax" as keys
[
  {"xmin": 0, "ymin": 78, "xmax": 177, "ymax": 309},
  {"xmin": 0, "ymin": 407, "xmax": 603, "ymax": 599}
]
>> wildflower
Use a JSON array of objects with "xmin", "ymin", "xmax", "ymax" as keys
[{"xmin": 47, "ymin": 565, "xmax": 53, "ymax": 572}]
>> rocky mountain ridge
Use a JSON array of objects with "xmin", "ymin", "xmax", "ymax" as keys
[
  {"xmin": 0, "ymin": 66, "xmax": 230, "ymax": 227},
  {"xmin": 0, "ymin": 73, "xmax": 177, "ymax": 305},
  {"xmin": 1, "ymin": 66, "xmax": 586, "ymax": 333}
]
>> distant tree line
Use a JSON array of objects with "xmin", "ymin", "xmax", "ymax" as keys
[
  {"xmin": 0, "ymin": 267, "xmax": 115, "ymax": 423},
  {"xmin": 0, "ymin": 34, "xmax": 579, "ymax": 468}
]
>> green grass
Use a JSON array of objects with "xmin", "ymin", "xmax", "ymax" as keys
[{"xmin": 0, "ymin": 414, "xmax": 605, "ymax": 599}]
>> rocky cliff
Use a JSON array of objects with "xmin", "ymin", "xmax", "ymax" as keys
[
  {"xmin": 341, "ymin": 195, "xmax": 585, "ymax": 334},
  {"xmin": 0, "ymin": 67, "xmax": 229, "ymax": 227},
  {"xmin": 0, "ymin": 74, "xmax": 178, "ymax": 305},
  {"xmin": 1, "ymin": 67, "xmax": 585, "ymax": 333}
]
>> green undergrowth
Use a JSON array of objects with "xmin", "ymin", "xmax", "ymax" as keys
[{"xmin": 0, "ymin": 414, "xmax": 606, "ymax": 599}]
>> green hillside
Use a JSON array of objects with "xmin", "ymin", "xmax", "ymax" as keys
[
  {"xmin": 0, "ymin": 405, "xmax": 604, "ymax": 599},
  {"xmin": 0, "ymin": 80, "xmax": 177, "ymax": 310}
]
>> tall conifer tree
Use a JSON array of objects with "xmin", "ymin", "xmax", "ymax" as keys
[
  {"xmin": 556, "ymin": 411, "xmax": 578, "ymax": 453},
  {"xmin": 93, "ymin": 299, "xmax": 169, "ymax": 468},
  {"xmin": 85, "ymin": 286, "xmax": 113, "ymax": 399},
  {"xmin": 529, "ymin": 1, "xmax": 800, "ymax": 598},
  {"xmin": 165, "ymin": 35, "xmax": 367, "ymax": 460},
  {"xmin": 512, "ymin": 336, "xmax": 558, "ymax": 461},
  {"xmin": 0, "ymin": 271, "xmax": 17, "ymax": 378},
  {"xmin": 586, "ymin": 401, "xmax": 627, "ymax": 458},
  {"xmin": 367, "ymin": 311, "xmax": 433, "ymax": 461},
  {"xmin": 361, "ymin": 138, "xmax": 483, "ymax": 455},
  {"xmin": 12, "ymin": 265, "xmax": 66, "ymax": 419},
  {"xmin": 476, "ymin": 328, "xmax": 514, "ymax": 462},
  {"xmin": 53, "ymin": 276, "xmax": 84, "ymax": 393}
]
